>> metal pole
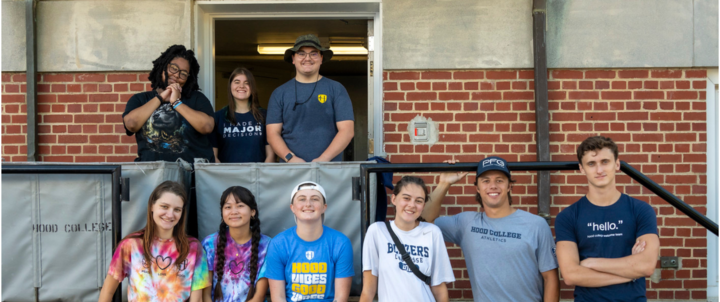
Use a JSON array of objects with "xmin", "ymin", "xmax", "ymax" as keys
[
  {"xmin": 532, "ymin": 0, "xmax": 551, "ymax": 223},
  {"xmin": 111, "ymin": 167, "xmax": 122, "ymax": 302},
  {"xmin": 620, "ymin": 162, "xmax": 718, "ymax": 235},
  {"xmin": 25, "ymin": 0, "xmax": 38, "ymax": 161}
]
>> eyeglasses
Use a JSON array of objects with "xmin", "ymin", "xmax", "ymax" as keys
[
  {"xmin": 167, "ymin": 63, "xmax": 189, "ymax": 80},
  {"xmin": 295, "ymin": 51, "xmax": 321, "ymax": 59}
]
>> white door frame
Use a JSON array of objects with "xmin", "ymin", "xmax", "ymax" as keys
[
  {"xmin": 194, "ymin": 0, "xmax": 385, "ymax": 157},
  {"xmin": 707, "ymin": 68, "xmax": 719, "ymax": 302}
]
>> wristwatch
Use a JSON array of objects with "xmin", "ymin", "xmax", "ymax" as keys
[{"xmin": 284, "ymin": 152, "xmax": 294, "ymax": 162}]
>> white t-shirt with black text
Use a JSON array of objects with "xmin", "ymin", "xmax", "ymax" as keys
[{"xmin": 362, "ymin": 221, "xmax": 455, "ymax": 302}]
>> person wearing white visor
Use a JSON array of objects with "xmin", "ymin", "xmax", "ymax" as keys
[{"xmin": 264, "ymin": 181, "xmax": 354, "ymax": 302}]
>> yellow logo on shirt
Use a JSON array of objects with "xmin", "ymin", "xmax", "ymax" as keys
[{"xmin": 318, "ymin": 94, "xmax": 327, "ymax": 104}]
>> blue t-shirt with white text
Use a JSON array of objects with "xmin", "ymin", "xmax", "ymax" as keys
[
  {"xmin": 265, "ymin": 225, "xmax": 355, "ymax": 302},
  {"xmin": 209, "ymin": 107, "xmax": 268, "ymax": 163},
  {"xmin": 266, "ymin": 77, "xmax": 354, "ymax": 162},
  {"xmin": 555, "ymin": 194, "xmax": 658, "ymax": 302}
]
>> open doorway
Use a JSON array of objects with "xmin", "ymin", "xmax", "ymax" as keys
[{"xmin": 213, "ymin": 19, "xmax": 369, "ymax": 161}]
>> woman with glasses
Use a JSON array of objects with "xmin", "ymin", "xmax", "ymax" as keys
[
  {"xmin": 122, "ymin": 44, "xmax": 215, "ymax": 163},
  {"xmin": 210, "ymin": 67, "xmax": 275, "ymax": 163}
]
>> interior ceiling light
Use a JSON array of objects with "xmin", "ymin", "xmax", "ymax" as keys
[{"xmin": 257, "ymin": 44, "xmax": 368, "ymax": 55}]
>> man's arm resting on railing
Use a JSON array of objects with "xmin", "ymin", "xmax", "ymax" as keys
[
  {"xmin": 556, "ymin": 241, "xmax": 633, "ymax": 287},
  {"xmin": 579, "ymin": 233, "xmax": 659, "ymax": 279},
  {"xmin": 423, "ymin": 160, "xmax": 467, "ymax": 223}
]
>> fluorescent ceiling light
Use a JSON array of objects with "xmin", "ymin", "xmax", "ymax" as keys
[{"xmin": 257, "ymin": 44, "xmax": 368, "ymax": 55}]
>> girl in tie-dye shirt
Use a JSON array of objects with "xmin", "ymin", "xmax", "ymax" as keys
[
  {"xmin": 98, "ymin": 181, "xmax": 211, "ymax": 302},
  {"xmin": 202, "ymin": 186, "xmax": 271, "ymax": 302}
]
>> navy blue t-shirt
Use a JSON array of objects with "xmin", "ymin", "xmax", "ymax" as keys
[
  {"xmin": 266, "ymin": 77, "xmax": 354, "ymax": 162},
  {"xmin": 209, "ymin": 107, "xmax": 268, "ymax": 163},
  {"xmin": 555, "ymin": 194, "xmax": 658, "ymax": 302}
]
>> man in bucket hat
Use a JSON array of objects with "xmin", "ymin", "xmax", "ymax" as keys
[
  {"xmin": 422, "ymin": 157, "xmax": 560, "ymax": 302},
  {"xmin": 267, "ymin": 34, "xmax": 355, "ymax": 163}
]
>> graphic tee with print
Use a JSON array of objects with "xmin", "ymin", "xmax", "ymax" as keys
[
  {"xmin": 202, "ymin": 231, "xmax": 272, "ymax": 302},
  {"xmin": 435, "ymin": 210, "xmax": 558, "ymax": 302},
  {"xmin": 265, "ymin": 226, "xmax": 354, "ymax": 302},
  {"xmin": 122, "ymin": 90, "xmax": 215, "ymax": 163},
  {"xmin": 362, "ymin": 221, "xmax": 455, "ymax": 302},
  {"xmin": 266, "ymin": 77, "xmax": 354, "ymax": 162},
  {"xmin": 107, "ymin": 235, "xmax": 210, "ymax": 302},
  {"xmin": 554, "ymin": 194, "xmax": 658, "ymax": 302},
  {"xmin": 209, "ymin": 107, "xmax": 269, "ymax": 163}
]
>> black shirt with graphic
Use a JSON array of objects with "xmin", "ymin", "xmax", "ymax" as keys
[
  {"xmin": 209, "ymin": 107, "xmax": 268, "ymax": 163},
  {"xmin": 122, "ymin": 90, "xmax": 215, "ymax": 163}
]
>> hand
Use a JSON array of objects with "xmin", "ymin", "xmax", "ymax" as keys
[
  {"xmin": 168, "ymin": 83, "xmax": 182, "ymax": 102},
  {"xmin": 632, "ymin": 240, "xmax": 646, "ymax": 255},
  {"xmin": 288, "ymin": 156, "xmax": 306, "ymax": 163},
  {"xmin": 579, "ymin": 258, "xmax": 595, "ymax": 269},
  {"xmin": 439, "ymin": 160, "xmax": 469, "ymax": 185},
  {"xmin": 311, "ymin": 156, "xmax": 331, "ymax": 162},
  {"xmin": 156, "ymin": 87, "xmax": 172, "ymax": 103}
]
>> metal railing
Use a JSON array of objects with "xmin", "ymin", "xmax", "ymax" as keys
[{"xmin": 358, "ymin": 161, "xmax": 719, "ymax": 246}]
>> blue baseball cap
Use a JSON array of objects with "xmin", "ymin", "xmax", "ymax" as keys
[{"xmin": 476, "ymin": 156, "xmax": 512, "ymax": 179}]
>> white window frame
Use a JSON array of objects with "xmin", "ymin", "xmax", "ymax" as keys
[
  {"xmin": 194, "ymin": 0, "xmax": 385, "ymax": 157},
  {"xmin": 707, "ymin": 68, "xmax": 718, "ymax": 302}
]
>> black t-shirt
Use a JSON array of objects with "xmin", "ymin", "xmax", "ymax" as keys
[
  {"xmin": 122, "ymin": 90, "xmax": 215, "ymax": 163},
  {"xmin": 209, "ymin": 107, "xmax": 268, "ymax": 163}
]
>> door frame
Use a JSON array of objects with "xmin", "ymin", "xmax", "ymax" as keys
[{"xmin": 194, "ymin": 0, "xmax": 385, "ymax": 157}]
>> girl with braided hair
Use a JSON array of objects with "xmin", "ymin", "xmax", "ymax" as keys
[
  {"xmin": 98, "ymin": 181, "xmax": 210, "ymax": 302},
  {"xmin": 122, "ymin": 44, "xmax": 216, "ymax": 163},
  {"xmin": 202, "ymin": 186, "xmax": 271, "ymax": 302}
]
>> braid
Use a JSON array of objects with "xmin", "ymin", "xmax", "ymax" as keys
[
  {"xmin": 246, "ymin": 216, "xmax": 262, "ymax": 300},
  {"xmin": 213, "ymin": 222, "xmax": 228, "ymax": 301}
]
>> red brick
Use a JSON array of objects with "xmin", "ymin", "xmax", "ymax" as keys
[
  {"xmin": 667, "ymin": 91, "xmax": 698, "ymax": 100},
  {"xmin": 422, "ymin": 71, "xmax": 451, "ymax": 80},
  {"xmin": 74, "ymin": 114, "xmax": 105, "ymax": 123},
  {"xmin": 99, "ymin": 84, "xmax": 113, "ymax": 92},
  {"xmin": 114, "ymin": 83, "xmax": 129, "ymax": 92},
  {"xmin": 601, "ymin": 91, "xmax": 631, "ymax": 100},
  {"xmin": 634, "ymin": 91, "xmax": 664, "ymax": 99},
  {"xmin": 89, "ymin": 135, "xmax": 119, "ymax": 144},
  {"xmin": 578, "ymin": 81, "xmax": 593, "ymax": 89},
  {"xmin": 407, "ymin": 92, "xmax": 436, "ymax": 101},
  {"xmin": 568, "ymin": 91, "xmax": 599, "ymax": 100},
  {"xmin": 503, "ymin": 91, "xmax": 533, "ymax": 100},
  {"xmin": 486, "ymin": 71, "xmax": 517, "ymax": 79},
  {"xmin": 57, "ymin": 94, "xmax": 88, "ymax": 103},
  {"xmin": 43, "ymin": 73, "xmax": 74, "ymax": 82},
  {"xmin": 651, "ymin": 70, "xmax": 682, "ymax": 78},
  {"xmin": 75, "ymin": 73, "xmax": 106, "ymax": 82},
  {"xmin": 455, "ymin": 113, "xmax": 485, "ymax": 122},
  {"xmin": 486, "ymin": 113, "xmax": 518, "ymax": 122},
  {"xmin": 130, "ymin": 83, "xmax": 145, "ymax": 92},
  {"xmin": 67, "ymin": 84, "xmax": 82, "ymax": 93},
  {"xmin": 448, "ymin": 82, "xmax": 463, "ymax": 90},
  {"xmin": 585, "ymin": 112, "xmax": 615, "ymax": 121},
  {"xmin": 548, "ymin": 91, "xmax": 566, "ymax": 100},
  {"xmin": 685, "ymin": 70, "xmax": 707, "ymax": 78},
  {"xmin": 57, "ymin": 135, "xmax": 88, "ymax": 144},
  {"xmin": 594, "ymin": 81, "xmax": 610, "ymax": 89},
  {"xmin": 90, "ymin": 94, "xmax": 119, "ymax": 102},
  {"xmin": 384, "ymin": 92, "xmax": 404, "ymax": 101},
  {"xmin": 618, "ymin": 70, "xmax": 649, "ymax": 78},
  {"xmin": 650, "ymin": 112, "xmax": 682, "ymax": 121},
  {"xmin": 437, "ymin": 92, "xmax": 470, "ymax": 101},
  {"xmin": 463, "ymin": 82, "xmax": 478, "ymax": 90},
  {"xmin": 471, "ymin": 92, "xmax": 501, "ymax": 100},
  {"xmin": 659, "ymin": 81, "xmax": 674, "ymax": 89},
  {"xmin": 416, "ymin": 82, "xmax": 431, "ymax": 90},
  {"xmin": 551, "ymin": 70, "xmax": 583, "ymax": 79},
  {"xmin": 496, "ymin": 82, "xmax": 511, "ymax": 90},
  {"xmin": 552, "ymin": 113, "xmax": 583, "ymax": 121},
  {"xmin": 453, "ymin": 71, "xmax": 484, "ymax": 79},
  {"xmin": 585, "ymin": 70, "xmax": 616, "ymax": 79},
  {"xmin": 107, "ymin": 74, "xmax": 137, "ymax": 82},
  {"xmin": 518, "ymin": 70, "xmax": 534, "ymax": 79},
  {"xmin": 611, "ymin": 81, "xmax": 626, "ymax": 89},
  {"xmin": 389, "ymin": 72, "xmax": 420, "ymax": 80},
  {"xmin": 3, "ymin": 95, "xmax": 25, "ymax": 103}
]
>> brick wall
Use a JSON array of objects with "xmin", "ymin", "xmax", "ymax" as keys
[
  {"xmin": 0, "ymin": 68, "xmax": 711, "ymax": 300},
  {"xmin": 1, "ymin": 72, "xmax": 147, "ymax": 162},
  {"xmin": 382, "ymin": 68, "xmax": 709, "ymax": 300}
]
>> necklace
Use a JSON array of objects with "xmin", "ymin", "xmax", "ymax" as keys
[{"xmin": 293, "ymin": 74, "xmax": 320, "ymax": 111}]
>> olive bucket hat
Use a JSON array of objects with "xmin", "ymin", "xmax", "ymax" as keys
[{"xmin": 284, "ymin": 34, "xmax": 333, "ymax": 63}]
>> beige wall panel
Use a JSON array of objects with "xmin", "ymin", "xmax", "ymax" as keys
[
  {"xmin": 2, "ymin": 0, "xmax": 27, "ymax": 72},
  {"xmin": 383, "ymin": 0, "xmax": 534, "ymax": 70},
  {"xmin": 34, "ymin": 0, "xmax": 190, "ymax": 72}
]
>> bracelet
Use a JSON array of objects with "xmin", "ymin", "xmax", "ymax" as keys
[{"xmin": 172, "ymin": 101, "xmax": 183, "ymax": 110}]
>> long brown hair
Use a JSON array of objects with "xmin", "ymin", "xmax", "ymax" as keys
[
  {"xmin": 226, "ymin": 67, "xmax": 263, "ymax": 125},
  {"xmin": 213, "ymin": 186, "xmax": 262, "ymax": 301},
  {"xmin": 126, "ymin": 181, "xmax": 191, "ymax": 270}
]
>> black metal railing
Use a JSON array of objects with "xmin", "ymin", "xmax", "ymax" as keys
[
  {"xmin": 2, "ymin": 164, "xmax": 125, "ymax": 302},
  {"xmin": 358, "ymin": 161, "xmax": 719, "ymax": 245}
]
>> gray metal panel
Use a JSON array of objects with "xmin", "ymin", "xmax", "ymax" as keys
[
  {"xmin": 2, "ymin": 174, "xmax": 35, "ymax": 301},
  {"xmin": 547, "ymin": 0, "xmax": 694, "ymax": 68},
  {"xmin": 694, "ymin": 0, "xmax": 719, "ymax": 67},
  {"xmin": 383, "ymin": 0, "xmax": 534, "ymax": 69},
  {"xmin": 2, "ymin": 0, "xmax": 26, "ymax": 72},
  {"xmin": 37, "ymin": 174, "xmax": 112, "ymax": 302},
  {"xmin": 34, "ymin": 0, "xmax": 190, "ymax": 72},
  {"xmin": 194, "ymin": 162, "xmax": 371, "ymax": 295}
]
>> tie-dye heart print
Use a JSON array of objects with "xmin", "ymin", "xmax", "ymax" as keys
[
  {"xmin": 202, "ymin": 230, "xmax": 272, "ymax": 302},
  {"xmin": 107, "ymin": 236, "xmax": 211, "ymax": 302}
]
